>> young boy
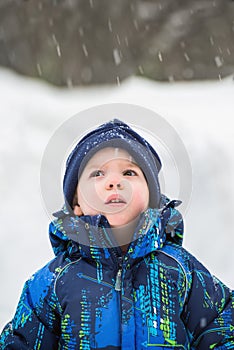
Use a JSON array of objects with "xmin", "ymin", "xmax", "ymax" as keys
[{"xmin": 0, "ymin": 119, "xmax": 233, "ymax": 349}]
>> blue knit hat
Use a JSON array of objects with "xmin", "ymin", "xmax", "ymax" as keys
[{"xmin": 63, "ymin": 119, "xmax": 162, "ymax": 211}]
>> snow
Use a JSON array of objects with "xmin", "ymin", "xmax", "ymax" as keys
[{"xmin": 0, "ymin": 67, "xmax": 233, "ymax": 330}]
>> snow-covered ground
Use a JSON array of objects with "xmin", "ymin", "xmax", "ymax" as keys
[{"xmin": 0, "ymin": 68, "xmax": 233, "ymax": 331}]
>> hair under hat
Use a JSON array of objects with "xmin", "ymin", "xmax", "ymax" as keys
[{"xmin": 63, "ymin": 119, "xmax": 162, "ymax": 211}]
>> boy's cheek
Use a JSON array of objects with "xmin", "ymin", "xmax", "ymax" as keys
[{"xmin": 133, "ymin": 189, "xmax": 149, "ymax": 209}]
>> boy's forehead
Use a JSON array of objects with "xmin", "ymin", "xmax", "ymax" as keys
[{"xmin": 85, "ymin": 147, "xmax": 137, "ymax": 167}]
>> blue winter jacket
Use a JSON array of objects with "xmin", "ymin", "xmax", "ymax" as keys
[{"xmin": 1, "ymin": 199, "xmax": 234, "ymax": 349}]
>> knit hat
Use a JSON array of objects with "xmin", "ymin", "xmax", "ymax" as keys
[{"xmin": 63, "ymin": 119, "xmax": 162, "ymax": 211}]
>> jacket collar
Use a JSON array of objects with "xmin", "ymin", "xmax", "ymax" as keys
[{"xmin": 49, "ymin": 196, "xmax": 183, "ymax": 266}]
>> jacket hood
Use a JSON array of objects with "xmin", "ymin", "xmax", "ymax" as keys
[
  {"xmin": 49, "ymin": 196, "xmax": 183, "ymax": 265},
  {"xmin": 63, "ymin": 119, "xmax": 162, "ymax": 212}
]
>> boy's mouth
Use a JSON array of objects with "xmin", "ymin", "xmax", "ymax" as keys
[{"xmin": 105, "ymin": 194, "xmax": 126, "ymax": 205}]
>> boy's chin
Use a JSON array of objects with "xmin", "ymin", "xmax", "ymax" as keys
[{"xmin": 106, "ymin": 213, "xmax": 139, "ymax": 229}]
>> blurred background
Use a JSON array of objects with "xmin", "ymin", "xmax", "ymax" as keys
[
  {"xmin": 1, "ymin": 0, "xmax": 234, "ymax": 85},
  {"xmin": 0, "ymin": 0, "xmax": 234, "ymax": 330}
]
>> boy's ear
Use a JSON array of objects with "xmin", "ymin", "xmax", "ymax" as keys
[
  {"xmin": 72, "ymin": 192, "xmax": 83, "ymax": 216},
  {"xmin": 73, "ymin": 204, "xmax": 83, "ymax": 216}
]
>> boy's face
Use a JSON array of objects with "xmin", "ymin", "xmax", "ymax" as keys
[{"xmin": 75, "ymin": 147, "xmax": 149, "ymax": 227}]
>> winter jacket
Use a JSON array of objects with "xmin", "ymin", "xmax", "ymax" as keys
[{"xmin": 1, "ymin": 199, "xmax": 234, "ymax": 349}]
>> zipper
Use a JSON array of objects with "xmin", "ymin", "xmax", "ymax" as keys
[
  {"xmin": 113, "ymin": 254, "xmax": 123, "ymax": 348},
  {"xmin": 98, "ymin": 224, "xmax": 124, "ymax": 292},
  {"xmin": 115, "ymin": 256, "xmax": 123, "ymax": 292}
]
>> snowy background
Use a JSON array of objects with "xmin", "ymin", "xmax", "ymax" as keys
[{"xmin": 0, "ymin": 67, "xmax": 233, "ymax": 330}]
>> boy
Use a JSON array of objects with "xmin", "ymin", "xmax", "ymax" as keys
[{"xmin": 0, "ymin": 119, "xmax": 233, "ymax": 349}]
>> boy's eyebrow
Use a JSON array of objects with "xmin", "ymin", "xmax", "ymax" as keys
[
  {"xmin": 86, "ymin": 160, "xmax": 140, "ymax": 170},
  {"xmin": 123, "ymin": 160, "xmax": 140, "ymax": 167}
]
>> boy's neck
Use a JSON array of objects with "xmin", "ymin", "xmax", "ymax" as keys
[{"xmin": 111, "ymin": 216, "xmax": 140, "ymax": 253}]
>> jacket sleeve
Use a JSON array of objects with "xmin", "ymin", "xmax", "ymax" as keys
[
  {"xmin": 0, "ymin": 264, "xmax": 61, "ymax": 349},
  {"xmin": 182, "ymin": 257, "xmax": 234, "ymax": 349}
]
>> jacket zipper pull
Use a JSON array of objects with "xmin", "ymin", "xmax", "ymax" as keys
[
  {"xmin": 115, "ymin": 268, "xmax": 122, "ymax": 291},
  {"xmin": 115, "ymin": 256, "xmax": 123, "ymax": 292}
]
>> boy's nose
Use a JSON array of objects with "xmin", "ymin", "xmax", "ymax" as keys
[{"xmin": 105, "ymin": 180, "xmax": 123, "ymax": 190}]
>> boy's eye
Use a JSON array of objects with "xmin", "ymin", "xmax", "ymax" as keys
[
  {"xmin": 123, "ymin": 169, "xmax": 137, "ymax": 176},
  {"xmin": 90, "ymin": 170, "xmax": 104, "ymax": 177}
]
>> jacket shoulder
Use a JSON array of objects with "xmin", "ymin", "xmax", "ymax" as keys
[
  {"xmin": 160, "ymin": 243, "xmax": 234, "ymax": 348},
  {"xmin": 159, "ymin": 243, "xmax": 232, "ymax": 306},
  {"xmin": 21, "ymin": 254, "xmax": 81, "ymax": 311}
]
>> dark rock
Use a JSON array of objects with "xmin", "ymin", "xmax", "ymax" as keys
[{"xmin": 0, "ymin": 0, "xmax": 233, "ymax": 86}]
